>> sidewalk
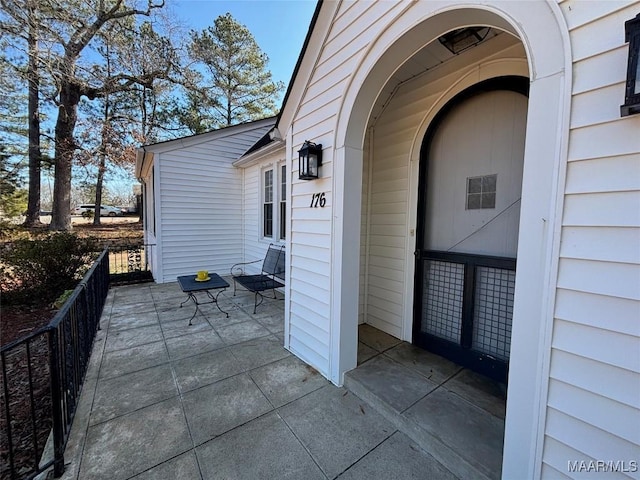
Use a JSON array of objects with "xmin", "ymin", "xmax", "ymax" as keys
[{"xmin": 61, "ymin": 280, "xmax": 457, "ymax": 479}]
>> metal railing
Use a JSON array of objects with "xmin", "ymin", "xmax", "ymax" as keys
[
  {"xmin": 1, "ymin": 249, "xmax": 110, "ymax": 480},
  {"xmin": 107, "ymin": 243, "xmax": 154, "ymax": 284}
]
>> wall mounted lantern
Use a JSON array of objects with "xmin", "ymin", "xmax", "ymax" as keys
[
  {"xmin": 298, "ymin": 141, "xmax": 323, "ymax": 180},
  {"xmin": 438, "ymin": 27, "xmax": 491, "ymax": 55},
  {"xmin": 621, "ymin": 13, "xmax": 640, "ymax": 117}
]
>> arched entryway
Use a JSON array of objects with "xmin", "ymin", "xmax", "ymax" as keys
[
  {"xmin": 331, "ymin": 2, "xmax": 570, "ymax": 476},
  {"xmin": 414, "ymin": 76, "xmax": 529, "ymax": 383}
]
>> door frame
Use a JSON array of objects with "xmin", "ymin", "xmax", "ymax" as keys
[{"xmin": 412, "ymin": 76, "xmax": 530, "ymax": 382}]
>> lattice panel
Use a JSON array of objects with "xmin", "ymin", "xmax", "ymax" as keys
[
  {"xmin": 421, "ymin": 260, "xmax": 464, "ymax": 343},
  {"xmin": 472, "ymin": 266, "xmax": 515, "ymax": 361}
]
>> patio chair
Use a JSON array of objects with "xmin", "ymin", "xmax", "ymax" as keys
[{"xmin": 231, "ymin": 244, "xmax": 285, "ymax": 313}]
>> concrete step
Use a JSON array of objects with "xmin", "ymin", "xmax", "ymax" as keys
[{"xmin": 344, "ymin": 355, "xmax": 504, "ymax": 480}]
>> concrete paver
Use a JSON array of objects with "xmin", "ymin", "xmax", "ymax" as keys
[
  {"xmin": 131, "ymin": 451, "xmax": 201, "ymax": 480},
  {"xmin": 164, "ymin": 330, "xmax": 225, "ymax": 359},
  {"xmin": 346, "ymin": 355, "xmax": 438, "ymax": 412},
  {"xmin": 336, "ymin": 431, "xmax": 459, "ymax": 480},
  {"xmin": 78, "ymin": 397, "xmax": 191, "ymax": 480},
  {"xmin": 405, "ymin": 387, "xmax": 505, "ymax": 479},
  {"xmin": 90, "ymin": 363, "xmax": 177, "ymax": 425},
  {"xmin": 228, "ymin": 334, "xmax": 291, "ymax": 371},
  {"xmin": 99, "ymin": 340, "xmax": 169, "ymax": 379},
  {"xmin": 182, "ymin": 374, "xmax": 273, "ymax": 445},
  {"xmin": 104, "ymin": 324, "xmax": 163, "ymax": 352},
  {"xmin": 172, "ymin": 347, "xmax": 244, "ymax": 393},
  {"xmin": 61, "ymin": 280, "xmax": 472, "ymax": 480},
  {"xmin": 279, "ymin": 385, "xmax": 395, "ymax": 479},
  {"xmin": 249, "ymin": 355, "xmax": 328, "ymax": 408}
]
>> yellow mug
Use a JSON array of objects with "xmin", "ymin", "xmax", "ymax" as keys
[{"xmin": 196, "ymin": 270, "xmax": 208, "ymax": 280}]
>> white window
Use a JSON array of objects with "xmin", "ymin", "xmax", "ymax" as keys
[
  {"xmin": 466, "ymin": 174, "xmax": 497, "ymax": 210},
  {"xmin": 261, "ymin": 163, "xmax": 286, "ymax": 241}
]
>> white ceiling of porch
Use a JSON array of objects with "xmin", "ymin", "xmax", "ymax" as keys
[{"xmin": 368, "ymin": 29, "xmax": 521, "ymax": 127}]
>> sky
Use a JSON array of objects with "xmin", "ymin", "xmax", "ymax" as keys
[
  {"xmin": 45, "ymin": 1, "xmax": 319, "ymax": 204},
  {"xmin": 169, "ymin": 0, "xmax": 318, "ymax": 91}
]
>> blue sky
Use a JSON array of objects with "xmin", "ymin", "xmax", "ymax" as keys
[{"xmin": 169, "ymin": 0, "xmax": 318, "ymax": 89}]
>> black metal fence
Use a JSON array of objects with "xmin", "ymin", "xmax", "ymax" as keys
[
  {"xmin": 1, "ymin": 249, "xmax": 110, "ymax": 480},
  {"xmin": 108, "ymin": 243, "xmax": 154, "ymax": 285}
]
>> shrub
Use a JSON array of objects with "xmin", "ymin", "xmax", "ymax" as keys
[{"xmin": 1, "ymin": 233, "xmax": 98, "ymax": 305}]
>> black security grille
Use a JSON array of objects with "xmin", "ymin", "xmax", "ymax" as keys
[
  {"xmin": 472, "ymin": 266, "xmax": 515, "ymax": 361},
  {"xmin": 422, "ymin": 260, "xmax": 464, "ymax": 343},
  {"xmin": 414, "ymin": 250, "xmax": 516, "ymax": 382}
]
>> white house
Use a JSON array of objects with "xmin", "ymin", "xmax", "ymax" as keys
[
  {"xmin": 139, "ymin": 1, "xmax": 640, "ymax": 478},
  {"xmin": 135, "ymin": 117, "xmax": 275, "ymax": 283}
]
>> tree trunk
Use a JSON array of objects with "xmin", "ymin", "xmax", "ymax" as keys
[
  {"xmin": 23, "ymin": 0, "xmax": 42, "ymax": 227},
  {"xmin": 50, "ymin": 81, "xmax": 80, "ymax": 231},
  {"xmin": 93, "ymin": 151, "xmax": 105, "ymax": 225}
]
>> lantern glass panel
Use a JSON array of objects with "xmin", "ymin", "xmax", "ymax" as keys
[{"xmin": 308, "ymin": 154, "xmax": 318, "ymax": 177}]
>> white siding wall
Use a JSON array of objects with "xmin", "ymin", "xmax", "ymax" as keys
[
  {"xmin": 240, "ymin": 150, "xmax": 287, "ymax": 272},
  {"xmin": 156, "ymin": 125, "xmax": 270, "ymax": 283},
  {"xmin": 288, "ymin": 0, "xmax": 407, "ymax": 376},
  {"xmin": 542, "ymin": 2, "xmax": 640, "ymax": 475}
]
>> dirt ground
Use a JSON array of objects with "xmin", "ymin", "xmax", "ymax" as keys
[{"xmin": 44, "ymin": 214, "xmax": 140, "ymax": 226}]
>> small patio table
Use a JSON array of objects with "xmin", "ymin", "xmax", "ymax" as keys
[{"xmin": 177, "ymin": 273, "xmax": 230, "ymax": 325}]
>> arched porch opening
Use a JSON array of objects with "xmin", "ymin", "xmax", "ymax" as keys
[{"xmin": 330, "ymin": 3, "xmax": 570, "ymax": 477}]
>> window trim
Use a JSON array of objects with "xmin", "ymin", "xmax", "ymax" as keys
[{"xmin": 260, "ymin": 162, "xmax": 286, "ymax": 242}]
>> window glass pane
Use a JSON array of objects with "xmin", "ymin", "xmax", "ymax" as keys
[
  {"xmin": 482, "ymin": 174, "xmax": 496, "ymax": 192},
  {"xmin": 467, "ymin": 193, "xmax": 481, "ymax": 210},
  {"xmin": 264, "ymin": 204, "xmax": 273, "ymax": 237},
  {"xmin": 481, "ymin": 192, "xmax": 496, "ymax": 209},
  {"xmin": 280, "ymin": 165, "xmax": 286, "ymax": 240},
  {"xmin": 264, "ymin": 169, "xmax": 273, "ymax": 202},
  {"xmin": 467, "ymin": 177, "xmax": 482, "ymax": 194},
  {"xmin": 280, "ymin": 201, "xmax": 286, "ymax": 240},
  {"xmin": 264, "ymin": 169, "xmax": 273, "ymax": 237},
  {"xmin": 281, "ymin": 165, "xmax": 286, "ymax": 201}
]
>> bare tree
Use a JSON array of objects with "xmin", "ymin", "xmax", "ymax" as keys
[{"xmin": 45, "ymin": 0, "xmax": 171, "ymax": 230}]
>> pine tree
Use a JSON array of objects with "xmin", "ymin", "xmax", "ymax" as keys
[{"xmin": 186, "ymin": 13, "xmax": 284, "ymax": 129}]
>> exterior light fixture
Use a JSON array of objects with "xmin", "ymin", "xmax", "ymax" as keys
[
  {"xmin": 298, "ymin": 141, "xmax": 323, "ymax": 180},
  {"xmin": 621, "ymin": 13, "xmax": 640, "ymax": 117},
  {"xmin": 438, "ymin": 27, "xmax": 491, "ymax": 55}
]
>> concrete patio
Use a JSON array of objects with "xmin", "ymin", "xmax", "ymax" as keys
[{"xmin": 60, "ymin": 278, "xmax": 505, "ymax": 480}]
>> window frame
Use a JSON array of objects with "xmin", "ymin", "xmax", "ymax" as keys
[{"xmin": 260, "ymin": 161, "xmax": 287, "ymax": 243}]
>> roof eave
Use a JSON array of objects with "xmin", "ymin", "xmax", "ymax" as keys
[{"xmin": 233, "ymin": 139, "xmax": 285, "ymax": 168}]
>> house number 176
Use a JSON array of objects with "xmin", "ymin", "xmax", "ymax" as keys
[{"xmin": 310, "ymin": 192, "xmax": 326, "ymax": 208}]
